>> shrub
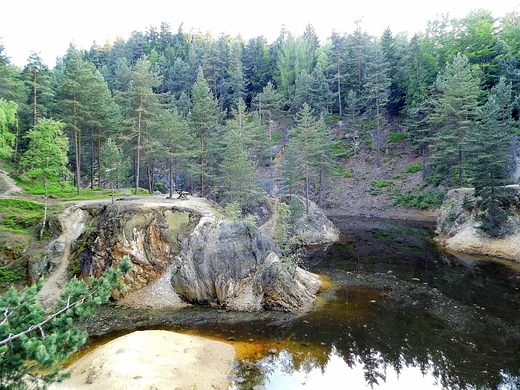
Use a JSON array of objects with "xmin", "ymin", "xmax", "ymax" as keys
[
  {"xmin": 387, "ymin": 133, "xmax": 406, "ymax": 143},
  {"xmin": 393, "ymin": 188, "xmax": 446, "ymax": 209},
  {"xmin": 404, "ymin": 163, "xmax": 422, "ymax": 173},
  {"xmin": 370, "ymin": 180, "xmax": 391, "ymax": 188}
]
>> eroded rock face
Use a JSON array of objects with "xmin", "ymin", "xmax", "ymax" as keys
[
  {"xmin": 435, "ymin": 187, "xmax": 520, "ymax": 262},
  {"xmin": 171, "ymin": 217, "xmax": 321, "ymax": 312},
  {"xmin": 74, "ymin": 204, "xmax": 197, "ymax": 294},
  {"xmin": 73, "ymin": 199, "xmax": 323, "ymax": 312}
]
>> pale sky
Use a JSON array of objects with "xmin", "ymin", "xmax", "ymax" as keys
[{"xmin": 1, "ymin": 0, "xmax": 519, "ymax": 68}]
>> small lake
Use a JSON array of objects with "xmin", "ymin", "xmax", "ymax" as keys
[{"xmin": 88, "ymin": 217, "xmax": 520, "ymax": 389}]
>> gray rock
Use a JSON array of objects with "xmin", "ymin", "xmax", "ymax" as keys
[{"xmin": 171, "ymin": 217, "xmax": 321, "ymax": 312}]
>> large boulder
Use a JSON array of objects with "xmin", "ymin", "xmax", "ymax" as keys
[{"xmin": 171, "ymin": 217, "xmax": 321, "ymax": 312}]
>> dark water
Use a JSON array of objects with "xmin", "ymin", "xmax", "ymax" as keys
[
  {"xmin": 226, "ymin": 217, "xmax": 520, "ymax": 389},
  {"xmin": 88, "ymin": 217, "xmax": 520, "ymax": 389}
]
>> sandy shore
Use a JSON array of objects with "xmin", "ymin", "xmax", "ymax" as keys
[{"xmin": 49, "ymin": 330, "xmax": 236, "ymax": 390}]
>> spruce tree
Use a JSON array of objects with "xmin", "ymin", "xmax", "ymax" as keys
[
  {"xmin": 427, "ymin": 54, "xmax": 481, "ymax": 187},
  {"xmin": 465, "ymin": 77, "xmax": 515, "ymax": 236},
  {"xmin": 363, "ymin": 43, "xmax": 390, "ymax": 168},
  {"xmin": 189, "ymin": 67, "xmax": 219, "ymax": 195},
  {"xmin": 282, "ymin": 103, "xmax": 335, "ymax": 213}
]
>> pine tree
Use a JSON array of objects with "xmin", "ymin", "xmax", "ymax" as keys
[
  {"xmin": 465, "ymin": 77, "xmax": 515, "ymax": 236},
  {"xmin": 363, "ymin": 43, "xmax": 390, "ymax": 168},
  {"xmin": 152, "ymin": 109, "xmax": 194, "ymax": 198},
  {"xmin": 0, "ymin": 259, "xmax": 131, "ymax": 390},
  {"xmin": 282, "ymin": 103, "xmax": 335, "ymax": 213},
  {"xmin": 117, "ymin": 57, "xmax": 162, "ymax": 195},
  {"xmin": 427, "ymin": 54, "xmax": 481, "ymax": 187},
  {"xmin": 21, "ymin": 53, "xmax": 54, "ymax": 127},
  {"xmin": 101, "ymin": 137, "xmax": 127, "ymax": 203},
  {"xmin": 189, "ymin": 67, "xmax": 219, "ymax": 195}
]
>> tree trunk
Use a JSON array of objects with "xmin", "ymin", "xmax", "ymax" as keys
[
  {"xmin": 135, "ymin": 95, "xmax": 143, "ymax": 196},
  {"xmin": 337, "ymin": 62, "xmax": 342, "ymax": 121},
  {"xmin": 40, "ymin": 177, "xmax": 48, "ymax": 241},
  {"xmin": 200, "ymin": 133, "xmax": 205, "ymax": 196},
  {"xmin": 73, "ymin": 98, "xmax": 81, "ymax": 196},
  {"xmin": 169, "ymin": 157, "xmax": 174, "ymax": 198},
  {"xmin": 33, "ymin": 70, "xmax": 38, "ymax": 126}
]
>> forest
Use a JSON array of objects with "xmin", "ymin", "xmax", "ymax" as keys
[{"xmin": 1, "ymin": 8, "xmax": 520, "ymax": 234}]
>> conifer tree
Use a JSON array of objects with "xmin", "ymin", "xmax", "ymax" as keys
[
  {"xmin": 427, "ymin": 54, "xmax": 481, "ymax": 187},
  {"xmin": 465, "ymin": 77, "xmax": 515, "ymax": 236},
  {"xmin": 117, "ymin": 57, "xmax": 161, "ymax": 195},
  {"xmin": 101, "ymin": 137, "xmax": 127, "ymax": 203},
  {"xmin": 0, "ymin": 259, "xmax": 131, "ymax": 390},
  {"xmin": 189, "ymin": 67, "xmax": 219, "ymax": 195},
  {"xmin": 153, "ymin": 109, "xmax": 194, "ymax": 198},
  {"xmin": 363, "ymin": 43, "xmax": 390, "ymax": 168},
  {"xmin": 283, "ymin": 103, "xmax": 335, "ymax": 212},
  {"xmin": 21, "ymin": 53, "xmax": 54, "ymax": 127},
  {"xmin": 19, "ymin": 119, "xmax": 69, "ymax": 239}
]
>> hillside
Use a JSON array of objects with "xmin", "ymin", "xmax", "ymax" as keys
[{"xmin": 262, "ymin": 121, "xmax": 441, "ymax": 222}]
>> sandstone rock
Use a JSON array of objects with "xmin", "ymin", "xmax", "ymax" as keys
[{"xmin": 435, "ymin": 187, "xmax": 520, "ymax": 262}]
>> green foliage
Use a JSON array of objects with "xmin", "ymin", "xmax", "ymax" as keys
[
  {"xmin": 331, "ymin": 165, "xmax": 352, "ymax": 178},
  {"xmin": 387, "ymin": 133, "xmax": 406, "ymax": 143},
  {"xmin": 214, "ymin": 201, "xmax": 258, "ymax": 229},
  {"xmin": 393, "ymin": 188, "xmax": 446, "ymax": 209},
  {"xmin": 404, "ymin": 163, "xmax": 423, "ymax": 173},
  {"xmin": 332, "ymin": 140, "xmax": 354, "ymax": 158},
  {"xmin": 0, "ymin": 267, "xmax": 23, "ymax": 283},
  {"xmin": 370, "ymin": 180, "xmax": 391, "ymax": 188},
  {"xmin": 0, "ymin": 258, "xmax": 131, "ymax": 389},
  {"xmin": 427, "ymin": 54, "xmax": 481, "ymax": 188},
  {"xmin": 474, "ymin": 188, "xmax": 515, "ymax": 238},
  {"xmin": 0, "ymin": 98, "xmax": 17, "ymax": 159}
]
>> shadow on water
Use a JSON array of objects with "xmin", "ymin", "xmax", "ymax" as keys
[{"xmin": 85, "ymin": 217, "xmax": 520, "ymax": 389}]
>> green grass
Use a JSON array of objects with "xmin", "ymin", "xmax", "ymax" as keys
[
  {"xmin": 0, "ymin": 267, "xmax": 23, "ymax": 283},
  {"xmin": 0, "ymin": 199, "xmax": 44, "ymax": 233},
  {"xmin": 370, "ymin": 180, "xmax": 392, "ymax": 188}
]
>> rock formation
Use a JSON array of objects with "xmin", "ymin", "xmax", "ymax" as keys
[
  {"xmin": 435, "ymin": 187, "xmax": 520, "ymax": 262},
  {"xmin": 170, "ymin": 217, "xmax": 321, "ymax": 312},
  {"xmin": 68, "ymin": 195, "xmax": 334, "ymax": 312}
]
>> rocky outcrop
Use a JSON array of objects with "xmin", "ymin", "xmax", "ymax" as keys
[
  {"xmin": 171, "ymin": 217, "xmax": 321, "ymax": 312},
  {"xmin": 261, "ymin": 195, "xmax": 339, "ymax": 246},
  {"xmin": 435, "ymin": 187, "xmax": 520, "ymax": 262},
  {"xmin": 70, "ymin": 196, "xmax": 325, "ymax": 312},
  {"xmin": 73, "ymin": 203, "xmax": 198, "ymax": 294}
]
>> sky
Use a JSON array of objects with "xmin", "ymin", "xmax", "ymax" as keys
[{"xmin": 1, "ymin": 0, "xmax": 519, "ymax": 68}]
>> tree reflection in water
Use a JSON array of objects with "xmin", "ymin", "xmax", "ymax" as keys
[{"xmin": 229, "ymin": 217, "xmax": 520, "ymax": 390}]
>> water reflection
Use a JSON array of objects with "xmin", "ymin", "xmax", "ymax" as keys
[{"xmin": 227, "ymin": 217, "xmax": 520, "ymax": 389}]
